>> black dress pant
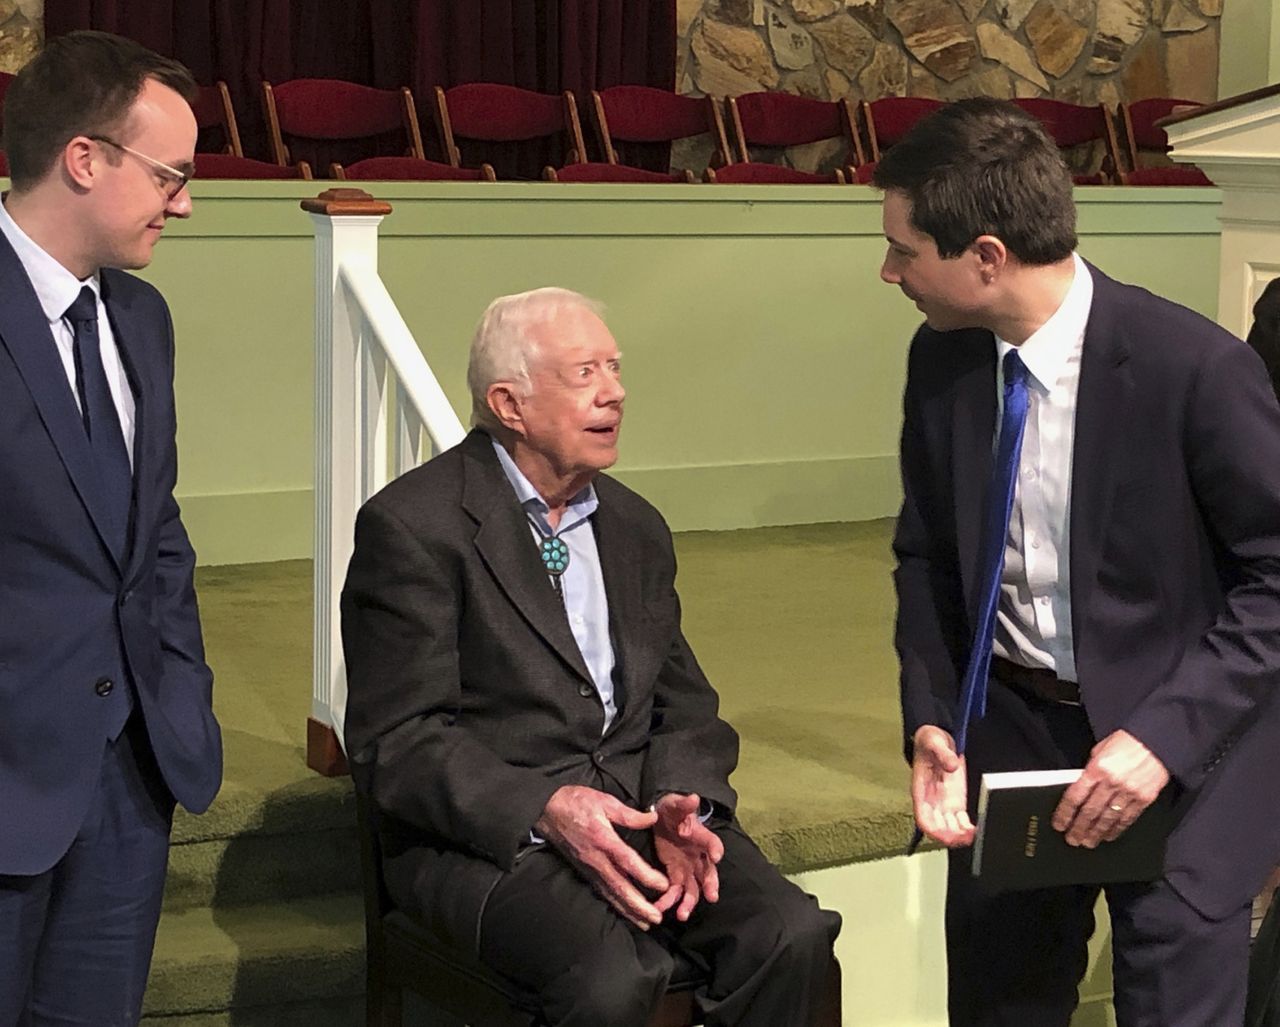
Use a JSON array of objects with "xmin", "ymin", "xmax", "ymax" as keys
[
  {"xmin": 945, "ymin": 683, "xmax": 1251, "ymax": 1026},
  {"xmin": 477, "ymin": 817, "xmax": 841, "ymax": 1027}
]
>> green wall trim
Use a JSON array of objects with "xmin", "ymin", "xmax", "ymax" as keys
[
  {"xmin": 167, "ymin": 182, "xmax": 1224, "ymax": 241},
  {"xmin": 179, "ymin": 488, "xmax": 313, "ymax": 567}
]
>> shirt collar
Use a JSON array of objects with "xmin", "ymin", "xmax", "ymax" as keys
[
  {"xmin": 491, "ymin": 436, "xmax": 599, "ymax": 529},
  {"xmin": 0, "ymin": 194, "xmax": 100, "ymax": 326},
  {"xmin": 996, "ymin": 252, "xmax": 1092, "ymax": 391}
]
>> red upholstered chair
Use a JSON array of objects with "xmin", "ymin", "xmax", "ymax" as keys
[
  {"xmin": 191, "ymin": 80, "xmax": 244, "ymax": 158},
  {"xmin": 331, "ymin": 156, "xmax": 496, "ymax": 182},
  {"xmin": 590, "ymin": 85, "xmax": 731, "ymax": 178},
  {"xmin": 431, "ymin": 83, "xmax": 587, "ymax": 181},
  {"xmin": 1011, "ymin": 97, "xmax": 1123, "ymax": 184},
  {"xmin": 859, "ymin": 97, "xmax": 945, "ymax": 162},
  {"xmin": 706, "ymin": 163, "xmax": 845, "ymax": 184},
  {"xmin": 262, "ymin": 79, "xmax": 425, "ymax": 177},
  {"xmin": 1117, "ymin": 98, "xmax": 1214, "ymax": 186},
  {"xmin": 544, "ymin": 162, "xmax": 695, "ymax": 183},
  {"xmin": 192, "ymin": 153, "xmax": 313, "ymax": 179},
  {"xmin": 0, "ymin": 151, "xmax": 8, "ymax": 178},
  {"xmin": 725, "ymin": 92, "xmax": 862, "ymax": 183}
]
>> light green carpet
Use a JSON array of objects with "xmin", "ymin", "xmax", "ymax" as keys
[{"xmin": 191, "ymin": 518, "xmax": 911, "ymax": 872}]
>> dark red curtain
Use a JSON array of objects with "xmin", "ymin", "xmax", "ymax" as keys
[{"xmin": 44, "ymin": 0, "xmax": 674, "ymax": 175}]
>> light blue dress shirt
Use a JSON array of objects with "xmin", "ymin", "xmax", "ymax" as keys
[{"xmin": 493, "ymin": 439, "xmax": 618, "ymax": 733}]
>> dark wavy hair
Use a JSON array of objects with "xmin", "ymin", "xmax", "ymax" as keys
[{"xmin": 873, "ymin": 98, "xmax": 1077, "ymax": 265}]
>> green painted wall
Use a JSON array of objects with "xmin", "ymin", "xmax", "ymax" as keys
[
  {"xmin": 3, "ymin": 180, "xmax": 1222, "ymax": 565},
  {"xmin": 1219, "ymin": 0, "xmax": 1279, "ymax": 97}
]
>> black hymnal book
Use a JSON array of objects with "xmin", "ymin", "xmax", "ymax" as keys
[{"xmin": 972, "ymin": 769, "xmax": 1176, "ymax": 891}]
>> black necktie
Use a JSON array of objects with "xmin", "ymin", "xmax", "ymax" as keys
[{"xmin": 65, "ymin": 286, "xmax": 133, "ymax": 558}]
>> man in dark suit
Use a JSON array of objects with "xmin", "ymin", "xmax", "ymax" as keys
[
  {"xmin": 880, "ymin": 99, "xmax": 1280, "ymax": 1025},
  {"xmin": 0, "ymin": 32, "xmax": 221, "ymax": 1023},
  {"xmin": 342, "ymin": 287, "xmax": 840, "ymax": 1026}
]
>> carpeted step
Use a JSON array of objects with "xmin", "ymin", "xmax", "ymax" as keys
[
  {"xmin": 144, "ymin": 893, "xmax": 365, "ymax": 1018},
  {"xmin": 164, "ymin": 822, "xmax": 359, "ymax": 913},
  {"xmin": 140, "ymin": 994, "xmax": 365, "ymax": 1027}
]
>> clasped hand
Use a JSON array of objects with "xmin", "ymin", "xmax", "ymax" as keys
[{"xmin": 535, "ymin": 786, "xmax": 722, "ymax": 931}]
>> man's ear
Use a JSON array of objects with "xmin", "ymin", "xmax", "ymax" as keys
[
  {"xmin": 486, "ymin": 382, "xmax": 526, "ymax": 436},
  {"xmin": 973, "ymin": 234, "xmax": 1008, "ymax": 280},
  {"xmin": 63, "ymin": 137, "xmax": 99, "ymax": 191}
]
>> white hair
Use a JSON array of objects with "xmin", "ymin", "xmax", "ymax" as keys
[{"xmin": 467, "ymin": 287, "xmax": 606, "ymax": 431}]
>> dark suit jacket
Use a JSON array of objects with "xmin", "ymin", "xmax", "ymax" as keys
[
  {"xmin": 895, "ymin": 262, "xmax": 1280, "ymax": 920},
  {"xmin": 0, "ymin": 229, "xmax": 222, "ymax": 875},
  {"xmin": 341, "ymin": 429, "xmax": 739, "ymax": 947}
]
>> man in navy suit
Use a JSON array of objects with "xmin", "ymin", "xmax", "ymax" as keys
[
  {"xmin": 881, "ymin": 99, "xmax": 1280, "ymax": 1024},
  {"xmin": 0, "ymin": 32, "xmax": 221, "ymax": 1023}
]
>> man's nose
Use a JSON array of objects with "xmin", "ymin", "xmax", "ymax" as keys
[{"xmin": 166, "ymin": 189, "xmax": 193, "ymax": 219}]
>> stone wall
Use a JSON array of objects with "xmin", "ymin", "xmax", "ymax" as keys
[
  {"xmin": 0, "ymin": 0, "xmax": 40, "ymax": 74},
  {"xmin": 676, "ymin": 0, "xmax": 1220, "ymax": 171}
]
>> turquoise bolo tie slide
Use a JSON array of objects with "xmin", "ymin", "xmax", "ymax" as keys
[{"xmin": 539, "ymin": 537, "xmax": 570, "ymax": 576}]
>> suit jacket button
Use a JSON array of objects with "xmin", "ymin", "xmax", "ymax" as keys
[
  {"xmin": 578, "ymin": 683, "xmax": 593, "ymax": 698},
  {"xmin": 592, "ymin": 751, "xmax": 605, "ymax": 766},
  {"xmin": 94, "ymin": 677, "xmax": 114, "ymax": 697}
]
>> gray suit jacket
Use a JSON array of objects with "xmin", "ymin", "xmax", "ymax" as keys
[{"xmin": 341, "ymin": 429, "xmax": 739, "ymax": 948}]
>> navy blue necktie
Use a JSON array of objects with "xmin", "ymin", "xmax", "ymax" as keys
[
  {"xmin": 66, "ymin": 286, "xmax": 133, "ymax": 559},
  {"xmin": 953, "ymin": 348, "xmax": 1031, "ymax": 753}
]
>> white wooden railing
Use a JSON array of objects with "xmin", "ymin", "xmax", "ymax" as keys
[{"xmin": 303, "ymin": 189, "xmax": 465, "ymax": 773}]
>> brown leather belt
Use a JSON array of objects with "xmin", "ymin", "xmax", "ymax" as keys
[{"xmin": 991, "ymin": 656, "xmax": 1081, "ymax": 705}]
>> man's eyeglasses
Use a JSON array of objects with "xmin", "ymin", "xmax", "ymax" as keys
[{"xmin": 87, "ymin": 135, "xmax": 193, "ymax": 200}]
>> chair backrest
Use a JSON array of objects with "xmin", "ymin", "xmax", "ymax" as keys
[
  {"xmin": 729, "ymin": 92, "xmax": 863, "ymax": 167},
  {"xmin": 432, "ymin": 83, "xmax": 587, "ymax": 177},
  {"xmin": 262, "ymin": 78, "xmax": 424, "ymax": 174},
  {"xmin": 592, "ymin": 86, "xmax": 731, "ymax": 169},
  {"xmin": 193, "ymin": 153, "xmax": 313, "ymax": 179},
  {"xmin": 191, "ymin": 81, "xmax": 244, "ymax": 157},
  {"xmin": 332, "ymin": 156, "xmax": 496, "ymax": 182},
  {"xmin": 1011, "ymin": 97, "xmax": 1122, "ymax": 182},
  {"xmin": 860, "ymin": 97, "xmax": 944, "ymax": 161},
  {"xmin": 1121, "ymin": 97, "xmax": 1203, "ymax": 163}
]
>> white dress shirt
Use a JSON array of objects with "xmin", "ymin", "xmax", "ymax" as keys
[
  {"xmin": 0, "ymin": 196, "xmax": 136, "ymax": 467},
  {"xmin": 992, "ymin": 252, "xmax": 1094, "ymax": 682}
]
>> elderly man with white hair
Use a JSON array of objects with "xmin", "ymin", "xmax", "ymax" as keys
[{"xmin": 341, "ymin": 287, "xmax": 840, "ymax": 1027}]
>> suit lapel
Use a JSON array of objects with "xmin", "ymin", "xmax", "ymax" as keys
[
  {"xmin": 101, "ymin": 272, "xmax": 152, "ymax": 577},
  {"xmin": 1068, "ymin": 266, "xmax": 1133, "ymax": 645},
  {"xmin": 463, "ymin": 433, "xmax": 594, "ymax": 684},
  {"xmin": 952, "ymin": 337, "xmax": 998, "ymax": 624},
  {"xmin": 0, "ymin": 233, "xmax": 125, "ymax": 574}
]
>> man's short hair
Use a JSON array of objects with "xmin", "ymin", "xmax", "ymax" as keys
[
  {"xmin": 467, "ymin": 287, "xmax": 606, "ymax": 432},
  {"xmin": 872, "ymin": 98, "xmax": 1077, "ymax": 265},
  {"xmin": 2, "ymin": 30, "xmax": 197, "ymax": 190}
]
